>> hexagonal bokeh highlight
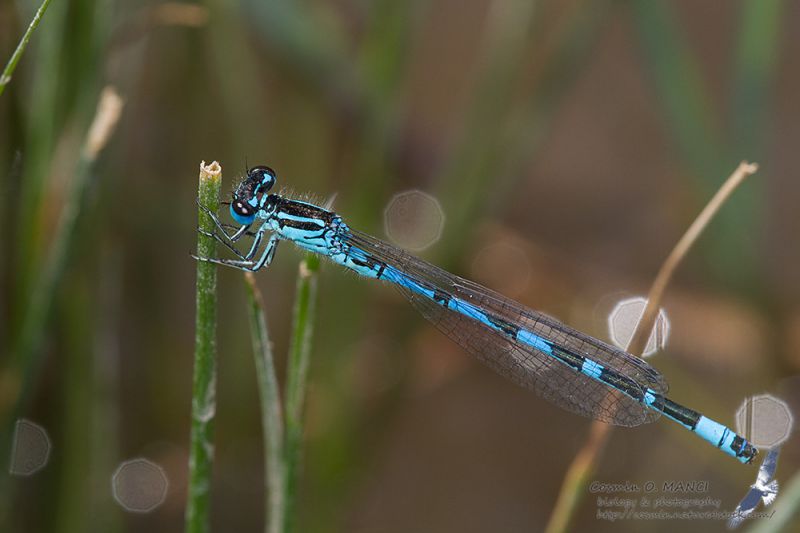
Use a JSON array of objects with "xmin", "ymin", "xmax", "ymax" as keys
[
  {"xmin": 9, "ymin": 419, "xmax": 51, "ymax": 476},
  {"xmin": 735, "ymin": 394, "xmax": 793, "ymax": 449},
  {"xmin": 112, "ymin": 458, "xmax": 168, "ymax": 513},
  {"xmin": 608, "ymin": 297, "xmax": 670, "ymax": 357},
  {"xmin": 383, "ymin": 190, "xmax": 445, "ymax": 251}
]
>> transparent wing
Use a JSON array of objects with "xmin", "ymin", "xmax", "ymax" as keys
[
  {"xmin": 346, "ymin": 230, "xmax": 667, "ymax": 427},
  {"xmin": 757, "ymin": 448, "xmax": 780, "ymax": 484},
  {"xmin": 735, "ymin": 488, "xmax": 764, "ymax": 514}
]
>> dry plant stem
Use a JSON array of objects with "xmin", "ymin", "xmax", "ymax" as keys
[
  {"xmin": 284, "ymin": 254, "xmax": 320, "ymax": 533},
  {"xmin": 627, "ymin": 161, "xmax": 759, "ymax": 355},
  {"xmin": 243, "ymin": 273, "xmax": 286, "ymax": 533},
  {"xmin": 543, "ymin": 161, "xmax": 759, "ymax": 533},
  {"xmin": 0, "ymin": 0, "xmax": 53, "ymax": 97},
  {"xmin": 544, "ymin": 422, "xmax": 610, "ymax": 533},
  {"xmin": 186, "ymin": 161, "xmax": 222, "ymax": 533}
]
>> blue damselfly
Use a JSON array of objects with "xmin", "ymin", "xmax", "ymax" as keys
[{"xmin": 195, "ymin": 166, "xmax": 758, "ymax": 464}]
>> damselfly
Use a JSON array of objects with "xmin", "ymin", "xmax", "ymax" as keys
[{"xmin": 195, "ymin": 165, "xmax": 758, "ymax": 464}]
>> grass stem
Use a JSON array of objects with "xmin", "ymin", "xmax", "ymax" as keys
[
  {"xmin": 283, "ymin": 253, "xmax": 320, "ymax": 533},
  {"xmin": 185, "ymin": 161, "xmax": 222, "ymax": 533},
  {"xmin": 0, "ymin": 0, "xmax": 53, "ymax": 97},
  {"xmin": 243, "ymin": 273, "xmax": 286, "ymax": 533}
]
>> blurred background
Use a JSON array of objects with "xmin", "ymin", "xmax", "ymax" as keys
[{"xmin": 1, "ymin": 0, "xmax": 799, "ymax": 532}]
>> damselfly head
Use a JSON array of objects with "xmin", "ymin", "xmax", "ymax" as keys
[
  {"xmin": 247, "ymin": 165, "xmax": 277, "ymax": 191},
  {"xmin": 230, "ymin": 165, "xmax": 278, "ymax": 225}
]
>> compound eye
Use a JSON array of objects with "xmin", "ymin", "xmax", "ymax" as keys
[
  {"xmin": 230, "ymin": 200, "xmax": 256, "ymax": 225},
  {"xmin": 247, "ymin": 165, "xmax": 277, "ymax": 192}
]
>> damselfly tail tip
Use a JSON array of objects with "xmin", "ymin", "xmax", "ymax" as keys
[{"xmin": 743, "ymin": 444, "xmax": 759, "ymax": 465}]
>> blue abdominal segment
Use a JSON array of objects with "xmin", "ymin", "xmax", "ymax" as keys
[
  {"xmin": 659, "ymin": 399, "xmax": 755, "ymax": 462},
  {"xmin": 333, "ymin": 240, "xmax": 757, "ymax": 463}
]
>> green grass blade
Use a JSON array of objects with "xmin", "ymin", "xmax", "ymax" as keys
[
  {"xmin": 12, "ymin": 0, "xmax": 67, "ymax": 332},
  {"xmin": 0, "ymin": 86, "xmax": 125, "ymax": 527},
  {"xmin": 185, "ymin": 161, "xmax": 222, "ymax": 533},
  {"xmin": 284, "ymin": 253, "xmax": 320, "ymax": 533},
  {"xmin": 732, "ymin": 1, "xmax": 784, "ymax": 157},
  {"xmin": 11, "ymin": 86, "xmax": 125, "ymax": 394},
  {"xmin": 0, "ymin": 0, "xmax": 53, "ymax": 97},
  {"xmin": 433, "ymin": 1, "xmax": 609, "ymax": 262},
  {"xmin": 434, "ymin": 0, "xmax": 537, "ymax": 249},
  {"xmin": 3, "ymin": 86, "xmax": 124, "ymax": 424},
  {"xmin": 240, "ymin": 0, "xmax": 352, "ymax": 96},
  {"xmin": 630, "ymin": 1, "xmax": 767, "ymax": 289},
  {"xmin": 630, "ymin": 1, "xmax": 723, "ymax": 176},
  {"xmin": 243, "ymin": 273, "xmax": 286, "ymax": 533}
]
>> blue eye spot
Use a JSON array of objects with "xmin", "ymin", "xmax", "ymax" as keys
[{"xmin": 231, "ymin": 201, "xmax": 256, "ymax": 225}]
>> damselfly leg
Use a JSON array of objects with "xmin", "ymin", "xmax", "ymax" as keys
[
  {"xmin": 198, "ymin": 228, "xmax": 249, "ymax": 259},
  {"xmin": 196, "ymin": 199, "xmax": 250, "ymax": 242},
  {"xmin": 194, "ymin": 233, "xmax": 279, "ymax": 272}
]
